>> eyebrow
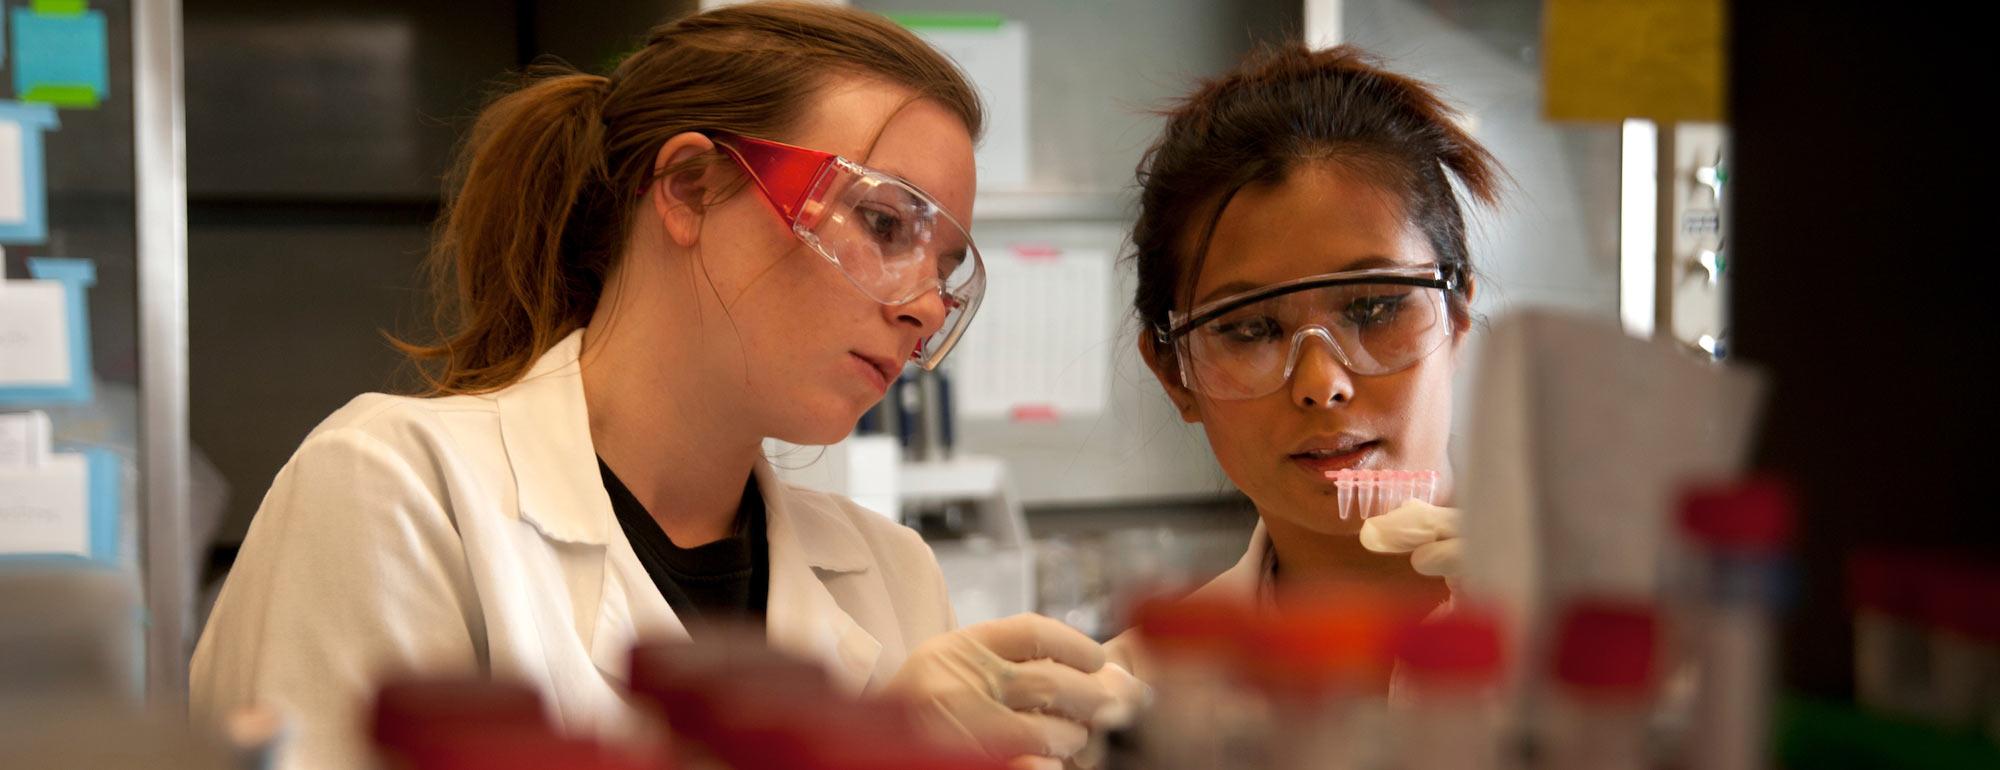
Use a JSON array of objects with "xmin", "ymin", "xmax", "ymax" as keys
[{"xmin": 1191, "ymin": 255, "xmax": 1406, "ymax": 306}]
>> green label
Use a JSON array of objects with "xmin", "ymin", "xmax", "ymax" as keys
[{"xmin": 887, "ymin": 13, "xmax": 1006, "ymax": 30}]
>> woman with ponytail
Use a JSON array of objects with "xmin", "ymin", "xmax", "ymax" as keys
[
  {"xmin": 192, "ymin": 4, "xmax": 1134, "ymax": 768},
  {"xmin": 1107, "ymin": 43, "xmax": 1507, "ymax": 682}
]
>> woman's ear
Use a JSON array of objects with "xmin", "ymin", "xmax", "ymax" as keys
[
  {"xmin": 1139, "ymin": 332, "xmax": 1202, "ymax": 424},
  {"xmin": 648, "ymin": 132, "xmax": 724, "ymax": 248},
  {"xmin": 1452, "ymin": 273, "xmax": 1478, "ymax": 339}
]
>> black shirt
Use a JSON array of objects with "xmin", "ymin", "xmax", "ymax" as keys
[{"xmin": 599, "ymin": 459, "xmax": 769, "ymax": 631}]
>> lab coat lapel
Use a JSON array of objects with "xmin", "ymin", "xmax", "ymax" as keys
[
  {"xmin": 758, "ymin": 461, "xmax": 883, "ymax": 695},
  {"xmin": 493, "ymin": 330, "xmax": 689, "ymax": 694},
  {"xmin": 495, "ymin": 330, "xmax": 610, "ymax": 547},
  {"xmin": 584, "ymin": 533, "xmax": 691, "ymax": 688},
  {"xmin": 493, "ymin": 331, "xmax": 879, "ymax": 695}
]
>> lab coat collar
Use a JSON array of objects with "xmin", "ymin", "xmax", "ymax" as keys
[
  {"xmin": 502, "ymin": 330, "xmax": 882, "ymax": 691},
  {"xmin": 497, "ymin": 330, "xmax": 612, "ymax": 546},
  {"xmin": 496, "ymin": 330, "xmax": 882, "ymax": 575}
]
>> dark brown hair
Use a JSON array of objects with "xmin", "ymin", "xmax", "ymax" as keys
[
  {"xmin": 394, "ymin": 1, "xmax": 983, "ymax": 395},
  {"xmin": 1131, "ymin": 43, "xmax": 1504, "ymax": 341}
]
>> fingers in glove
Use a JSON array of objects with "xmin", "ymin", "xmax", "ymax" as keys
[
  {"xmin": 965, "ymin": 614, "xmax": 1106, "ymax": 672},
  {"xmin": 996, "ymin": 658, "xmax": 1117, "ymax": 723},
  {"xmin": 1087, "ymin": 662, "xmax": 1150, "ymax": 728},
  {"xmin": 1070, "ymin": 733, "xmax": 1109, "ymax": 770},
  {"xmin": 1410, "ymin": 536, "xmax": 1464, "ymax": 579},
  {"xmin": 1359, "ymin": 501, "xmax": 1462, "ymax": 553}
]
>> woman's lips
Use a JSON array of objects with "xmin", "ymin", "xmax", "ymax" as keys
[
  {"xmin": 849, "ymin": 353, "xmax": 891, "ymax": 392},
  {"xmin": 1289, "ymin": 441, "xmax": 1379, "ymax": 474}
]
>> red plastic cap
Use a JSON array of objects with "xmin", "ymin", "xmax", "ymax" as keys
[
  {"xmin": 396, "ymin": 733, "xmax": 661, "ymax": 770},
  {"xmin": 370, "ymin": 679, "xmax": 548, "ymax": 755},
  {"xmin": 1396, "ymin": 607, "xmax": 1505, "ymax": 685},
  {"xmin": 1848, "ymin": 549, "xmax": 1927, "ymax": 617},
  {"xmin": 813, "ymin": 738, "xmax": 1007, "ymax": 770},
  {"xmin": 626, "ymin": 638, "xmax": 831, "ymax": 741},
  {"xmin": 1131, "ymin": 594, "xmax": 1253, "ymax": 653},
  {"xmin": 1678, "ymin": 476, "xmax": 1796, "ymax": 553},
  {"xmin": 697, "ymin": 683, "xmax": 864, "ymax": 769},
  {"xmin": 799, "ymin": 701, "xmax": 957, "ymax": 770},
  {"xmin": 1846, "ymin": 548, "xmax": 2000, "ymax": 641},
  {"xmin": 1244, "ymin": 603, "xmax": 1395, "ymax": 694},
  {"xmin": 1551, "ymin": 599, "xmax": 1658, "ymax": 694},
  {"xmin": 1938, "ymin": 561, "xmax": 2000, "ymax": 643}
]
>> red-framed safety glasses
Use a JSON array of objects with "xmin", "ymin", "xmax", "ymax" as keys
[{"xmin": 709, "ymin": 132, "xmax": 985, "ymax": 370}]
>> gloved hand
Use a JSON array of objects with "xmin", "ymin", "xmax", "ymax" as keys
[
  {"xmin": 1359, "ymin": 500, "xmax": 1464, "ymax": 594},
  {"xmin": 1363, "ymin": 500, "xmax": 1475, "ymax": 706},
  {"xmin": 1066, "ymin": 660, "xmax": 1152, "ymax": 770},
  {"xmin": 883, "ymin": 613, "xmax": 1131, "ymax": 770},
  {"xmin": 1084, "ymin": 659, "xmax": 1149, "ymax": 729}
]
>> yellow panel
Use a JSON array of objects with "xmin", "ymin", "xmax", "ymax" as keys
[{"xmin": 1544, "ymin": 0, "xmax": 1725, "ymax": 122}]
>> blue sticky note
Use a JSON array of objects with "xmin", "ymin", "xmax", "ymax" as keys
[
  {"xmin": 0, "ymin": 447, "xmax": 123, "ymax": 565},
  {"xmin": 0, "ymin": 258, "xmax": 96, "ymax": 406},
  {"xmin": 11, "ymin": 9, "xmax": 109, "ymax": 108},
  {"xmin": 85, "ymin": 447, "xmax": 120, "ymax": 562},
  {"xmin": 0, "ymin": 101, "xmax": 60, "ymax": 244}
]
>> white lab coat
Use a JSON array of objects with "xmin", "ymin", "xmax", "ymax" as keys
[{"xmin": 190, "ymin": 330, "xmax": 956, "ymax": 769}]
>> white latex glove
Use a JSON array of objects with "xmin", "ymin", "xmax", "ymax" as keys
[
  {"xmin": 1359, "ymin": 500, "xmax": 1464, "ymax": 592},
  {"xmin": 1066, "ymin": 661, "xmax": 1152, "ymax": 770},
  {"xmin": 885, "ymin": 614, "xmax": 1127, "ymax": 769},
  {"xmin": 1084, "ymin": 661, "xmax": 1149, "ymax": 729}
]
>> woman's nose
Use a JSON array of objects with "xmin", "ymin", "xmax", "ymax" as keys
[{"xmin": 1288, "ymin": 330, "xmax": 1355, "ymax": 408}]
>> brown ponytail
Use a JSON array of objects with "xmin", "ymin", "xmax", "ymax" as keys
[
  {"xmin": 393, "ymin": 71, "xmax": 612, "ymax": 393},
  {"xmin": 394, "ymin": 2, "xmax": 982, "ymax": 395},
  {"xmin": 1130, "ymin": 43, "xmax": 1506, "ymax": 337}
]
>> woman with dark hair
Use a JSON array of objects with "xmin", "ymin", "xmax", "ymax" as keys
[{"xmin": 1110, "ymin": 42, "xmax": 1505, "ymax": 680}]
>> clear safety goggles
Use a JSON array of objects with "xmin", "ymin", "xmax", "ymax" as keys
[
  {"xmin": 708, "ymin": 132, "xmax": 985, "ymax": 370},
  {"xmin": 1157, "ymin": 265, "xmax": 1460, "ymax": 401}
]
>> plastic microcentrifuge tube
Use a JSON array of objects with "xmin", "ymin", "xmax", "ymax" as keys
[
  {"xmin": 1325, "ymin": 469, "xmax": 1443, "ymax": 520},
  {"xmin": 1131, "ymin": 595, "xmax": 1259, "ymax": 770},
  {"xmin": 1545, "ymin": 599, "xmax": 1660, "ymax": 770},
  {"xmin": 1415, "ymin": 471, "xmax": 1438, "ymax": 504},
  {"xmin": 1393, "ymin": 607, "xmax": 1508, "ymax": 770},
  {"xmin": 1677, "ymin": 478, "xmax": 1794, "ymax": 770}
]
